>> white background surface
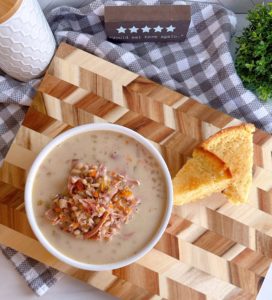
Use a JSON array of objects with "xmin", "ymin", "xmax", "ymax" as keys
[
  {"xmin": 37, "ymin": 0, "xmax": 264, "ymax": 14},
  {"xmin": 0, "ymin": 0, "xmax": 268, "ymax": 299},
  {"xmin": 257, "ymin": 264, "xmax": 272, "ymax": 300}
]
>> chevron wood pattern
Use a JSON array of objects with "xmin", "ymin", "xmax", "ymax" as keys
[{"xmin": 1, "ymin": 43, "xmax": 272, "ymax": 299}]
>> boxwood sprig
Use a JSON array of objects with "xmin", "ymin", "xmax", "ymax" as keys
[{"xmin": 235, "ymin": 3, "xmax": 272, "ymax": 101}]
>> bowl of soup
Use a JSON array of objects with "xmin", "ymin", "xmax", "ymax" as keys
[{"xmin": 25, "ymin": 123, "xmax": 173, "ymax": 271}]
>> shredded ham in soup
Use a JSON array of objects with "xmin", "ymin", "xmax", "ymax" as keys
[{"xmin": 45, "ymin": 160, "xmax": 141, "ymax": 240}]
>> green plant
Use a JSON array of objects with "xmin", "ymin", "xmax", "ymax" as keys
[{"xmin": 235, "ymin": 3, "xmax": 272, "ymax": 101}]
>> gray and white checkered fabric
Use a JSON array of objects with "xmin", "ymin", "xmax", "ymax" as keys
[
  {"xmin": 0, "ymin": 74, "xmax": 39, "ymax": 163},
  {"xmin": 1, "ymin": 0, "xmax": 272, "ymax": 295},
  {"xmin": 1, "ymin": 247, "xmax": 62, "ymax": 296}
]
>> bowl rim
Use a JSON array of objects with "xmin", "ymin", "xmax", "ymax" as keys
[{"xmin": 25, "ymin": 123, "xmax": 173, "ymax": 271}]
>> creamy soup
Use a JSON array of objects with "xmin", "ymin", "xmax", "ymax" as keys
[{"xmin": 33, "ymin": 131, "xmax": 167, "ymax": 264}]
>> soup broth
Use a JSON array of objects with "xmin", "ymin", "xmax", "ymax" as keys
[{"xmin": 32, "ymin": 131, "xmax": 167, "ymax": 264}]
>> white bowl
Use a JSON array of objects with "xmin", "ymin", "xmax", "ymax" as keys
[{"xmin": 25, "ymin": 123, "xmax": 173, "ymax": 271}]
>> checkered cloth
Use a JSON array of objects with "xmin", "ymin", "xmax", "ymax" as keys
[
  {"xmin": 1, "ymin": 247, "xmax": 62, "ymax": 296},
  {"xmin": 0, "ymin": 75, "xmax": 38, "ymax": 163},
  {"xmin": 1, "ymin": 0, "xmax": 272, "ymax": 296}
]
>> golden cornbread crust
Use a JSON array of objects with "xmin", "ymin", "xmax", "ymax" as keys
[
  {"xmin": 201, "ymin": 124, "xmax": 255, "ymax": 204},
  {"xmin": 173, "ymin": 147, "xmax": 232, "ymax": 205}
]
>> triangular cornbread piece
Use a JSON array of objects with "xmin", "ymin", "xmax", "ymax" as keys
[
  {"xmin": 173, "ymin": 147, "xmax": 232, "ymax": 205},
  {"xmin": 201, "ymin": 124, "xmax": 255, "ymax": 204}
]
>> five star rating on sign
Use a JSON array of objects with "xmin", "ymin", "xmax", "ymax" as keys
[{"xmin": 116, "ymin": 25, "xmax": 176, "ymax": 34}]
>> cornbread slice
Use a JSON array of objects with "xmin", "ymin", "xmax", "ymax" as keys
[
  {"xmin": 201, "ymin": 124, "xmax": 255, "ymax": 204},
  {"xmin": 173, "ymin": 147, "xmax": 232, "ymax": 205}
]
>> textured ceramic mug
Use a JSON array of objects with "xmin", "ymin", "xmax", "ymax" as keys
[{"xmin": 0, "ymin": 0, "xmax": 56, "ymax": 82}]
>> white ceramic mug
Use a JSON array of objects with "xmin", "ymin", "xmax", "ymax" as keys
[{"xmin": 0, "ymin": 0, "xmax": 56, "ymax": 82}]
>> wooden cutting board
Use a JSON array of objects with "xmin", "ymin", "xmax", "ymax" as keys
[{"xmin": 1, "ymin": 42, "xmax": 272, "ymax": 299}]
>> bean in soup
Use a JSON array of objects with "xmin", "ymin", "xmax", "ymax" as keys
[{"xmin": 45, "ymin": 161, "xmax": 141, "ymax": 240}]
